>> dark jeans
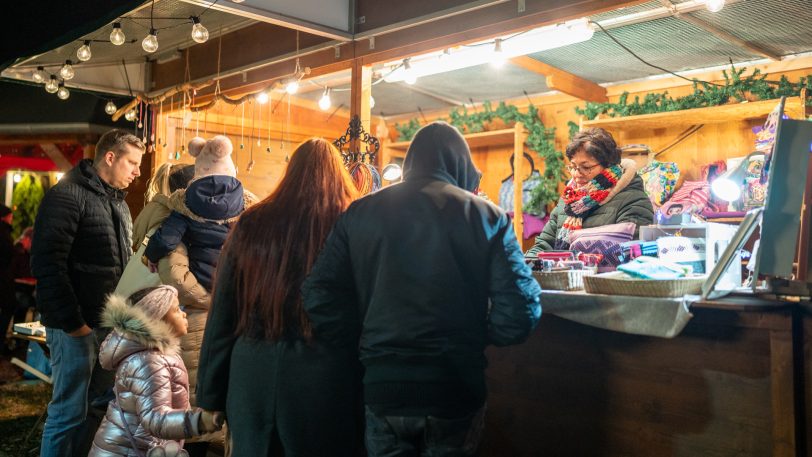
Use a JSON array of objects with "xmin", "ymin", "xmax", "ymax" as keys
[{"xmin": 364, "ymin": 404, "xmax": 486, "ymax": 457}]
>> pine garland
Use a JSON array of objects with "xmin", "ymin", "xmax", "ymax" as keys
[
  {"xmin": 575, "ymin": 66, "xmax": 812, "ymax": 121},
  {"xmin": 394, "ymin": 102, "xmax": 565, "ymax": 213}
]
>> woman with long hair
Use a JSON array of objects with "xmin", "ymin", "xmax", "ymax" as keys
[{"xmin": 196, "ymin": 138, "xmax": 360, "ymax": 456}]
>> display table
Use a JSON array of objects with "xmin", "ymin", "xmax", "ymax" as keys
[{"xmin": 482, "ymin": 291, "xmax": 801, "ymax": 456}]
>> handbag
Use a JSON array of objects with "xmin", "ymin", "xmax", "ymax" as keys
[{"xmin": 114, "ymin": 227, "xmax": 161, "ymax": 298}]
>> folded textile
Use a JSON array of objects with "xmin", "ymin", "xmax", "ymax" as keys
[{"xmin": 617, "ymin": 256, "xmax": 692, "ymax": 280}]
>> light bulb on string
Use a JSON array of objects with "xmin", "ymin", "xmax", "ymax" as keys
[
  {"xmin": 56, "ymin": 83, "xmax": 70, "ymax": 100},
  {"xmin": 492, "ymin": 38, "xmax": 506, "ymax": 68},
  {"xmin": 256, "ymin": 92, "xmax": 269, "ymax": 104},
  {"xmin": 32, "ymin": 66, "xmax": 45, "ymax": 83},
  {"xmin": 110, "ymin": 22, "xmax": 126, "ymax": 45},
  {"xmin": 59, "ymin": 60, "xmax": 75, "ymax": 80},
  {"xmin": 285, "ymin": 79, "xmax": 299, "ymax": 95},
  {"xmin": 105, "ymin": 100, "xmax": 117, "ymax": 115},
  {"xmin": 369, "ymin": 95, "xmax": 375, "ymax": 109},
  {"xmin": 76, "ymin": 41, "xmax": 92, "ymax": 62},
  {"xmin": 706, "ymin": 0, "xmax": 725, "ymax": 12},
  {"xmin": 142, "ymin": 29, "xmax": 159, "ymax": 53},
  {"xmin": 318, "ymin": 88, "xmax": 332, "ymax": 111},
  {"xmin": 125, "ymin": 109, "xmax": 137, "ymax": 122},
  {"xmin": 191, "ymin": 17, "xmax": 209, "ymax": 44},
  {"xmin": 44, "ymin": 76, "xmax": 59, "ymax": 94},
  {"xmin": 438, "ymin": 48, "xmax": 451, "ymax": 61},
  {"xmin": 403, "ymin": 58, "xmax": 417, "ymax": 85}
]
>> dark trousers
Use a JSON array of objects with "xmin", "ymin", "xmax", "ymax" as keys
[{"xmin": 364, "ymin": 404, "xmax": 486, "ymax": 457}]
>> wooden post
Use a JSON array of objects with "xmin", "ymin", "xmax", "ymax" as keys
[
  {"xmin": 350, "ymin": 59, "xmax": 372, "ymax": 159},
  {"xmin": 513, "ymin": 122, "xmax": 526, "ymax": 243}
]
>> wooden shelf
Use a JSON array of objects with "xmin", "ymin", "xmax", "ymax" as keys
[
  {"xmin": 387, "ymin": 128, "xmax": 516, "ymax": 151},
  {"xmin": 581, "ymin": 97, "xmax": 805, "ymax": 131}
]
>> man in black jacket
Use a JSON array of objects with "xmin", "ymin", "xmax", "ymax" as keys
[
  {"xmin": 32, "ymin": 129, "xmax": 143, "ymax": 457},
  {"xmin": 303, "ymin": 121, "xmax": 542, "ymax": 456}
]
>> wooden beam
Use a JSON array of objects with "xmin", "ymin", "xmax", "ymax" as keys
[
  {"xmin": 674, "ymin": 12, "xmax": 781, "ymax": 61},
  {"xmin": 510, "ymin": 56, "xmax": 608, "ymax": 103},
  {"xmin": 39, "ymin": 143, "xmax": 74, "ymax": 172},
  {"xmin": 350, "ymin": 60, "xmax": 373, "ymax": 150}
]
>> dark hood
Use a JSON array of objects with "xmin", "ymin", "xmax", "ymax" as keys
[
  {"xmin": 403, "ymin": 121, "xmax": 481, "ymax": 192},
  {"xmin": 184, "ymin": 175, "xmax": 244, "ymax": 221},
  {"xmin": 65, "ymin": 159, "xmax": 126, "ymax": 200}
]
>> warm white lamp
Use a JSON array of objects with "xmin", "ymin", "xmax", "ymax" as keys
[
  {"xmin": 710, "ymin": 151, "xmax": 765, "ymax": 202},
  {"xmin": 382, "ymin": 163, "xmax": 403, "ymax": 182}
]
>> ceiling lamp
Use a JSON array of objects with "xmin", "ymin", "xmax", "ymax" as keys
[
  {"xmin": 76, "ymin": 41, "xmax": 92, "ymax": 62},
  {"xmin": 56, "ymin": 83, "xmax": 70, "ymax": 100},
  {"xmin": 318, "ymin": 88, "xmax": 332, "ymax": 111},
  {"xmin": 492, "ymin": 38, "xmax": 506, "ymax": 68},
  {"xmin": 44, "ymin": 76, "xmax": 59, "ymax": 94},
  {"xmin": 384, "ymin": 18, "xmax": 594, "ymax": 83},
  {"xmin": 59, "ymin": 60, "xmax": 75, "ymax": 80},
  {"xmin": 256, "ymin": 91, "xmax": 269, "ymax": 104},
  {"xmin": 32, "ymin": 66, "xmax": 45, "ymax": 83},
  {"xmin": 105, "ymin": 100, "xmax": 117, "ymax": 115},
  {"xmin": 142, "ymin": 29, "xmax": 159, "ymax": 53},
  {"xmin": 705, "ymin": 0, "xmax": 725, "ymax": 12},
  {"xmin": 191, "ymin": 17, "xmax": 209, "ymax": 43},
  {"xmin": 110, "ymin": 22, "xmax": 126, "ymax": 45}
]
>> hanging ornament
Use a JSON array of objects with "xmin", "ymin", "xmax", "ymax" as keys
[
  {"xmin": 175, "ymin": 151, "xmax": 181, "ymax": 160},
  {"xmin": 110, "ymin": 23, "xmax": 126, "ymax": 45}
]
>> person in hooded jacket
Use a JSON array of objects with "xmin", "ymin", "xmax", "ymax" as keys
[
  {"xmin": 144, "ymin": 135, "xmax": 244, "ymax": 293},
  {"xmin": 302, "ymin": 121, "xmax": 542, "ymax": 456},
  {"xmin": 525, "ymin": 127, "xmax": 654, "ymax": 256},
  {"xmin": 32, "ymin": 130, "xmax": 144, "ymax": 457}
]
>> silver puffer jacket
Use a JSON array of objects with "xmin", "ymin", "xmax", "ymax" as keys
[{"xmin": 89, "ymin": 294, "xmax": 202, "ymax": 457}]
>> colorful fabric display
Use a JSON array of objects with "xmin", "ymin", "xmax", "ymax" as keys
[
  {"xmin": 507, "ymin": 212, "xmax": 548, "ymax": 239},
  {"xmin": 568, "ymin": 221, "xmax": 636, "ymax": 273},
  {"xmin": 700, "ymin": 160, "xmax": 729, "ymax": 213},
  {"xmin": 656, "ymin": 236, "xmax": 706, "ymax": 274},
  {"xmin": 619, "ymin": 240, "xmax": 658, "ymax": 263},
  {"xmin": 617, "ymin": 256, "xmax": 693, "ymax": 280},
  {"xmin": 659, "ymin": 180, "xmax": 710, "ymax": 217},
  {"xmin": 556, "ymin": 164, "xmax": 624, "ymax": 248},
  {"xmin": 743, "ymin": 157, "xmax": 766, "ymax": 209},
  {"xmin": 638, "ymin": 161, "xmax": 680, "ymax": 207},
  {"xmin": 499, "ymin": 170, "xmax": 545, "ymax": 216}
]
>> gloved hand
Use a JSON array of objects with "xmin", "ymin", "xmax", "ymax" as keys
[{"xmin": 199, "ymin": 410, "xmax": 225, "ymax": 433}]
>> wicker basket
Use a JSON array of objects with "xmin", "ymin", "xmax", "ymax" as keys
[
  {"xmin": 583, "ymin": 271, "xmax": 707, "ymax": 298},
  {"xmin": 533, "ymin": 270, "xmax": 595, "ymax": 291}
]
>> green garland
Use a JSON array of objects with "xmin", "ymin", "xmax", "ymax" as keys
[
  {"xmin": 394, "ymin": 101, "xmax": 565, "ymax": 213},
  {"xmin": 575, "ymin": 66, "xmax": 812, "ymax": 120}
]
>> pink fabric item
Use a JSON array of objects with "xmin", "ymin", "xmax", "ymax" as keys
[
  {"xmin": 507, "ymin": 212, "xmax": 549, "ymax": 239},
  {"xmin": 659, "ymin": 181, "xmax": 710, "ymax": 216},
  {"xmin": 132, "ymin": 285, "xmax": 178, "ymax": 320},
  {"xmin": 569, "ymin": 222, "xmax": 636, "ymax": 272}
]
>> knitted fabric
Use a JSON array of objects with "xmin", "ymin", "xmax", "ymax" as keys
[
  {"xmin": 132, "ymin": 285, "xmax": 178, "ymax": 320},
  {"xmin": 556, "ymin": 164, "xmax": 623, "ymax": 249}
]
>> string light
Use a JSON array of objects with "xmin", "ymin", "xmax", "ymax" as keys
[
  {"xmin": 191, "ymin": 17, "xmax": 209, "ymax": 43},
  {"xmin": 370, "ymin": 95, "xmax": 375, "ymax": 109},
  {"xmin": 318, "ymin": 88, "xmax": 332, "ymax": 110},
  {"xmin": 285, "ymin": 79, "xmax": 299, "ymax": 94},
  {"xmin": 105, "ymin": 100, "xmax": 117, "ymax": 115},
  {"xmin": 110, "ymin": 22, "xmax": 126, "ymax": 45},
  {"xmin": 142, "ymin": 29, "xmax": 159, "ymax": 53},
  {"xmin": 125, "ymin": 109, "xmax": 137, "ymax": 122},
  {"xmin": 76, "ymin": 41, "xmax": 92, "ymax": 62},
  {"xmin": 403, "ymin": 58, "xmax": 416, "ymax": 85},
  {"xmin": 44, "ymin": 76, "xmax": 59, "ymax": 94},
  {"xmin": 56, "ymin": 83, "xmax": 70, "ymax": 100},
  {"xmin": 256, "ymin": 92, "xmax": 269, "ymax": 104},
  {"xmin": 32, "ymin": 66, "xmax": 45, "ymax": 83},
  {"xmin": 492, "ymin": 38, "xmax": 506, "ymax": 68},
  {"xmin": 706, "ymin": 0, "xmax": 725, "ymax": 12},
  {"xmin": 59, "ymin": 60, "xmax": 75, "ymax": 80}
]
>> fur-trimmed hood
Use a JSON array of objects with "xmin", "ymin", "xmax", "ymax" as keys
[
  {"xmin": 168, "ymin": 176, "xmax": 247, "ymax": 224},
  {"xmin": 99, "ymin": 294, "xmax": 181, "ymax": 370}
]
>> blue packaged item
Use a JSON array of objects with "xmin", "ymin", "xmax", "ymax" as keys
[{"xmin": 617, "ymin": 256, "xmax": 692, "ymax": 280}]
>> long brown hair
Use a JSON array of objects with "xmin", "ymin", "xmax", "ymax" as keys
[{"xmin": 224, "ymin": 138, "xmax": 358, "ymax": 340}]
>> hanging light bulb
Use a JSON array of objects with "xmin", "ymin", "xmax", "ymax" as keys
[
  {"xmin": 706, "ymin": 0, "xmax": 725, "ymax": 12},
  {"xmin": 369, "ymin": 95, "xmax": 375, "ymax": 109},
  {"xmin": 142, "ymin": 29, "xmax": 159, "ymax": 53},
  {"xmin": 256, "ymin": 91, "xmax": 269, "ymax": 104},
  {"xmin": 76, "ymin": 41, "xmax": 92, "ymax": 62},
  {"xmin": 318, "ymin": 88, "xmax": 332, "ymax": 111},
  {"xmin": 125, "ymin": 109, "xmax": 137, "ymax": 122},
  {"xmin": 191, "ymin": 17, "xmax": 209, "ymax": 44},
  {"xmin": 403, "ymin": 58, "xmax": 417, "ymax": 85},
  {"xmin": 438, "ymin": 48, "xmax": 451, "ymax": 61},
  {"xmin": 492, "ymin": 38, "xmax": 506, "ymax": 68},
  {"xmin": 44, "ymin": 76, "xmax": 59, "ymax": 94},
  {"xmin": 105, "ymin": 100, "xmax": 117, "ymax": 115},
  {"xmin": 110, "ymin": 22, "xmax": 126, "ymax": 45},
  {"xmin": 285, "ymin": 79, "xmax": 299, "ymax": 95},
  {"xmin": 59, "ymin": 60, "xmax": 75, "ymax": 80},
  {"xmin": 57, "ymin": 83, "xmax": 70, "ymax": 100},
  {"xmin": 32, "ymin": 66, "xmax": 46, "ymax": 83}
]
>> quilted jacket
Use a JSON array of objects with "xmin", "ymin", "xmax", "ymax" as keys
[
  {"xmin": 32, "ymin": 159, "xmax": 132, "ymax": 332},
  {"xmin": 88, "ymin": 294, "xmax": 201, "ymax": 457}
]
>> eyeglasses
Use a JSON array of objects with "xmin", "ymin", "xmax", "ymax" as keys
[{"xmin": 567, "ymin": 163, "xmax": 600, "ymax": 174}]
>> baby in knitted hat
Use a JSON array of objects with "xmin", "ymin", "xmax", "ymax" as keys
[
  {"xmin": 89, "ymin": 286, "xmax": 222, "ymax": 457},
  {"xmin": 145, "ymin": 135, "xmax": 246, "ymax": 292}
]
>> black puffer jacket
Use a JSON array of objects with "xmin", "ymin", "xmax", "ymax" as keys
[
  {"xmin": 303, "ymin": 121, "xmax": 542, "ymax": 417},
  {"xmin": 32, "ymin": 159, "xmax": 132, "ymax": 332}
]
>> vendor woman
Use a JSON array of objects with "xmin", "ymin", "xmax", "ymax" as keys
[{"xmin": 526, "ymin": 127, "xmax": 654, "ymax": 256}]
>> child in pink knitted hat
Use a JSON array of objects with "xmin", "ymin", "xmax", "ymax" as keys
[{"xmin": 89, "ymin": 285, "xmax": 222, "ymax": 456}]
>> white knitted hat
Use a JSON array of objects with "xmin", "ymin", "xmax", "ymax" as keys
[{"xmin": 188, "ymin": 135, "xmax": 237, "ymax": 178}]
